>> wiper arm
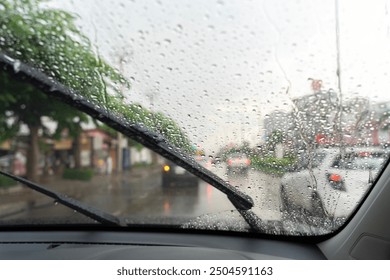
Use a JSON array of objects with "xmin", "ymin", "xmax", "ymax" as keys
[
  {"xmin": 228, "ymin": 198, "xmax": 265, "ymax": 232},
  {"xmin": 0, "ymin": 170, "xmax": 124, "ymax": 227},
  {"xmin": 0, "ymin": 53, "xmax": 254, "ymax": 211}
]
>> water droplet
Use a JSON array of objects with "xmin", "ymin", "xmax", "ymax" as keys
[{"xmin": 13, "ymin": 60, "xmax": 21, "ymax": 72}]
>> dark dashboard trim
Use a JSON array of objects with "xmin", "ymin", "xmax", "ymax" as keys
[{"xmin": 0, "ymin": 230, "xmax": 326, "ymax": 260}]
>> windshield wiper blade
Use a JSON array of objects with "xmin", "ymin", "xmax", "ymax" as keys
[
  {"xmin": 0, "ymin": 170, "xmax": 124, "ymax": 227},
  {"xmin": 228, "ymin": 197, "xmax": 267, "ymax": 232},
  {"xmin": 0, "ymin": 53, "xmax": 254, "ymax": 211}
]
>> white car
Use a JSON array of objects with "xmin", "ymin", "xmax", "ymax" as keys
[{"xmin": 281, "ymin": 147, "xmax": 388, "ymax": 218}]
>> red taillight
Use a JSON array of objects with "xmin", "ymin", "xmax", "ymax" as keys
[
  {"xmin": 329, "ymin": 173, "xmax": 342, "ymax": 182},
  {"xmin": 327, "ymin": 173, "xmax": 344, "ymax": 190}
]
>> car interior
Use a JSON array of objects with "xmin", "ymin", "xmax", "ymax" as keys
[{"xmin": 1, "ymin": 0, "xmax": 390, "ymax": 260}]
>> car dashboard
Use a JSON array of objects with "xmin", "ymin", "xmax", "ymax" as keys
[{"xmin": 0, "ymin": 230, "xmax": 325, "ymax": 260}]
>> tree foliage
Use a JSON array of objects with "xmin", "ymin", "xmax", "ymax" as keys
[
  {"xmin": 115, "ymin": 103, "xmax": 193, "ymax": 153},
  {"xmin": 0, "ymin": 0, "xmax": 128, "ymax": 101},
  {"xmin": 0, "ymin": 0, "xmax": 193, "ymax": 181},
  {"xmin": 0, "ymin": 0, "xmax": 125, "ymax": 148}
]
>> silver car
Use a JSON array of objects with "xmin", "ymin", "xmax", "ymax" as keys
[
  {"xmin": 226, "ymin": 153, "xmax": 251, "ymax": 174},
  {"xmin": 280, "ymin": 147, "xmax": 388, "ymax": 218}
]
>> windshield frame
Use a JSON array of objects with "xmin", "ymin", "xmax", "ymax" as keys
[{"xmin": 0, "ymin": 1, "xmax": 389, "ymax": 240}]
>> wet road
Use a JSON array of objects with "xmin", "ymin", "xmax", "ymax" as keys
[{"xmin": 2, "ymin": 164, "xmax": 283, "ymax": 225}]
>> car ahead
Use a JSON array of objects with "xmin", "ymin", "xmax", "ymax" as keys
[
  {"xmin": 226, "ymin": 153, "xmax": 251, "ymax": 173},
  {"xmin": 280, "ymin": 147, "xmax": 388, "ymax": 218},
  {"xmin": 161, "ymin": 160, "xmax": 198, "ymax": 187},
  {"xmin": 1, "ymin": 0, "xmax": 390, "ymax": 261}
]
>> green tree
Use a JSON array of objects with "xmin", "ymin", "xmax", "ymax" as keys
[
  {"xmin": 0, "ymin": 71, "xmax": 89, "ymax": 180},
  {"xmin": 0, "ymin": 0, "xmax": 128, "ymax": 181},
  {"xmin": 0, "ymin": 0, "xmax": 192, "ymax": 181},
  {"xmin": 116, "ymin": 104, "xmax": 193, "ymax": 154},
  {"xmin": 0, "ymin": 0, "xmax": 128, "ymax": 102}
]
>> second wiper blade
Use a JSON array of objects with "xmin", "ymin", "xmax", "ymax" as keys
[{"xmin": 0, "ymin": 170, "xmax": 124, "ymax": 227}]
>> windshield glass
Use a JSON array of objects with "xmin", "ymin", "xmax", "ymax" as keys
[{"xmin": 0, "ymin": 0, "xmax": 390, "ymax": 236}]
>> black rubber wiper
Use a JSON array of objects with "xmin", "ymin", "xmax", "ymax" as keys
[
  {"xmin": 0, "ymin": 53, "xmax": 254, "ymax": 211},
  {"xmin": 0, "ymin": 170, "xmax": 124, "ymax": 226}
]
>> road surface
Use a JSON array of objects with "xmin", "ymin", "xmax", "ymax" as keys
[{"xmin": 0, "ymin": 164, "xmax": 283, "ymax": 227}]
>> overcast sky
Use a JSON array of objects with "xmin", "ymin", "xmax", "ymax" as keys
[{"xmin": 51, "ymin": 0, "xmax": 390, "ymax": 153}]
